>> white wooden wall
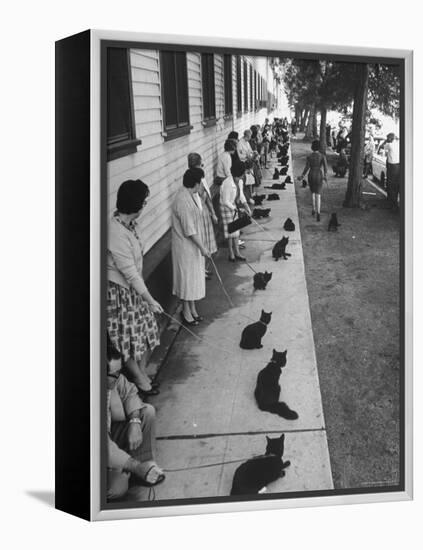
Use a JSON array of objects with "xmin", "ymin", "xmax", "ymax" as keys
[{"xmin": 107, "ymin": 50, "xmax": 278, "ymax": 254}]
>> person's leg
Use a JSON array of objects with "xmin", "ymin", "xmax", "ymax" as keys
[
  {"xmin": 233, "ymin": 238, "xmax": 245, "ymax": 260},
  {"xmin": 311, "ymin": 193, "xmax": 316, "ymax": 215},
  {"xmin": 124, "ymin": 357, "xmax": 152, "ymax": 391},
  {"xmin": 189, "ymin": 300, "xmax": 199, "ymax": 318},
  {"xmin": 107, "ymin": 469, "xmax": 129, "ymax": 500},
  {"xmin": 182, "ymin": 300, "xmax": 195, "ymax": 322},
  {"xmin": 228, "ymin": 237, "xmax": 235, "ymax": 260},
  {"xmin": 316, "ymin": 193, "xmax": 321, "ymax": 221}
]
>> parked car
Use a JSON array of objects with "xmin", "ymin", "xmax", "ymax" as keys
[{"xmin": 371, "ymin": 137, "xmax": 387, "ymax": 187}]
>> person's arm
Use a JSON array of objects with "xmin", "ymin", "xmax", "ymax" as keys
[
  {"xmin": 176, "ymin": 203, "xmax": 210, "ymax": 257},
  {"xmin": 109, "ymin": 230, "xmax": 162, "ymax": 313},
  {"xmin": 221, "ymin": 179, "xmax": 236, "ymax": 211},
  {"xmin": 223, "ymin": 154, "xmax": 232, "ymax": 177},
  {"xmin": 301, "ymin": 157, "xmax": 311, "ymax": 177},
  {"xmin": 189, "ymin": 234, "xmax": 210, "ymax": 257},
  {"xmin": 322, "ymin": 155, "xmax": 328, "ymax": 178},
  {"xmin": 204, "ymin": 192, "xmax": 218, "ymax": 224}
]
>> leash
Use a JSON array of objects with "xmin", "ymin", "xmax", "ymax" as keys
[
  {"xmin": 209, "ymin": 257, "xmax": 274, "ymax": 331},
  {"xmin": 163, "ymin": 453, "xmax": 273, "ymax": 473},
  {"xmin": 161, "ymin": 310, "xmax": 235, "ymax": 356}
]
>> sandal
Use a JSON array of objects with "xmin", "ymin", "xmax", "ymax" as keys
[{"xmin": 142, "ymin": 464, "xmax": 166, "ymax": 487}]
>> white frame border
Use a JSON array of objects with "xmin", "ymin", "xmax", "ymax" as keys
[{"xmin": 89, "ymin": 29, "xmax": 413, "ymax": 521}]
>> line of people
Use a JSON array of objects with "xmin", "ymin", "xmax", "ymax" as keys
[{"xmin": 105, "ymin": 117, "xmax": 291, "ymax": 501}]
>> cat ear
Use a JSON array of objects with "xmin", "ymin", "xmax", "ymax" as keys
[{"xmin": 280, "ymin": 434, "xmax": 285, "ymax": 441}]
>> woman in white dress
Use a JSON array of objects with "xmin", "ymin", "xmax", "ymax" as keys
[{"xmin": 172, "ymin": 167, "xmax": 211, "ymax": 326}]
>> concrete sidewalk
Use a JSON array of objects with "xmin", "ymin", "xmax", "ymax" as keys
[{"xmin": 133, "ymin": 144, "xmax": 333, "ymax": 501}]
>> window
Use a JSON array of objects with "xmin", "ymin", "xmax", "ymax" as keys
[
  {"xmin": 201, "ymin": 53, "xmax": 216, "ymax": 124},
  {"xmin": 223, "ymin": 54, "xmax": 233, "ymax": 117},
  {"xmin": 243, "ymin": 60, "xmax": 248, "ymax": 112},
  {"xmin": 160, "ymin": 51, "xmax": 190, "ymax": 140},
  {"xmin": 236, "ymin": 56, "xmax": 242, "ymax": 116},
  {"xmin": 107, "ymin": 47, "xmax": 141, "ymax": 161}
]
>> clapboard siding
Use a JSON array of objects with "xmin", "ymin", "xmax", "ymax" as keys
[{"xmin": 107, "ymin": 49, "xmax": 282, "ymax": 254}]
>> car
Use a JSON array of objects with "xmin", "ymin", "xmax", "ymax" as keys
[{"xmin": 371, "ymin": 137, "xmax": 387, "ymax": 187}]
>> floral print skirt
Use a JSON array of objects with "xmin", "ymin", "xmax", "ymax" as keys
[{"xmin": 107, "ymin": 281, "xmax": 160, "ymax": 363}]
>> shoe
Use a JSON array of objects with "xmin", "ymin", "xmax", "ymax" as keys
[
  {"xmin": 193, "ymin": 315, "xmax": 204, "ymax": 322},
  {"xmin": 239, "ymin": 244, "xmax": 246, "ymax": 249},
  {"xmin": 228, "ymin": 256, "xmax": 236, "ymax": 262},
  {"xmin": 235, "ymin": 255, "xmax": 247, "ymax": 261},
  {"xmin": 316, "ymin": 213, "xmax": 320, "ymax": 222},
  {"xmin": 141, "ymin": 464, "xmax": 166, "ymax": 487},
  {"xmin": 312, "ymin": 210, "xmax": 315, "ymax": 216},
  {"xmin": 138, "ymin": 387, "xmax": 160, "ymax": 397},
  {"xmin": 238, "ymin": 239, "xmax": 245, "ymax": 245},
  {"xmin": 180, "ymin": 312, "xmax": 199, "ymax": 326}
]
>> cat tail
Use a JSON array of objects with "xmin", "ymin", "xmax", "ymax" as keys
[{"xmin": 267, "ymin": 402, "xmax": 299, "ymax": 420}]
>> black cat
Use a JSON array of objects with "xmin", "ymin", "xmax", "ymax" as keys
[
  {"xmin": 230, "ymin": 434, "xmax": 291, "ymax": 495},
  {"xmin": 328, "ymin": 213, "xmax": 341, "ymax": 231},
  {"xmin": 252, "ymin": 208, "xmax": 271, "ymax": 219},
  {"xmin": 254, "ymin": 349, "xmax": 299, "ymax": 419},
  {"xmin": 279, "ymin": 145, "xmax": 288, "ymax": 156},
  {"xmin": 279, "ymin": 166, "xmax": 289, "ymax": 176},
  {"xmin": 302, "ymin": 179, "xmax": 308, "ymax": 188},
  {"xmin": 272, "ymin": 236, "xmax": 291, "ymax": 261},
  {"xmin": 265, "ymin": 183, "xmax": 285, "ymax": 190},
  {"xmin": 240, "ymin": 310, "xmax": 272, "ymax": 349},
  {"xmin": 253, "ymin": 271, "xmax": 272, "ymax": 290},
  {"xmin": 279, "ymin": 156, "xmax": 289, "ymax": 166},
  {"xmin": 284, "ymin": 175, "xmax": 292, "ymax": 184},
  {"xmin": 272, "ymin": 168, "xmax": 280, "ymax": 180},
  {"xmin": 253, "ymin": 193, "xmax": 266, "ymax": 206},
  {"xmin": 283, "ymin": 218, "xmax": 295, "ymax": 231},
  {"xmin": 267, "ymin": 193, "xmax": 280, "ymax": 201}
]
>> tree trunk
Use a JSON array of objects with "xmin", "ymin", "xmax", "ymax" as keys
[
  {"xmin": 300, "ymin": 107, "xmax": 309, "ymax": 132},
  {"xmin": 319, "ymin": 106, "xmax": 327, "ymax": 153},
  {"xmin": 303, "ymin": 104, "xmax": 315, "ymax": 141},
  {"xmin": 295, "ymin": 105, "xmax": 301, "ymax": 126},
  {"xmin": 343, "ymin": 64, "xmax": 369, "ymax": 208},
  {"xmin": 312, "ymin": 108, "xmax": 318, "ymax": 139}
]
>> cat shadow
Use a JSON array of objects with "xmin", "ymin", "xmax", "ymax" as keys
[{"xmin": 26, "ymin": 490, "xmax": 55, "ymax": 508}]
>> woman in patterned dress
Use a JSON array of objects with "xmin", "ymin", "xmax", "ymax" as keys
[
  {"xmin": 187, "ymin": 152, "xmax": 218, "ymax": 279},
  {"xmin": 107, "ymin": 179, "xmax": 163, "ymax": 396}
]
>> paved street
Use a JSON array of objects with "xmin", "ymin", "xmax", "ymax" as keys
[{"xmin": 131, "ymin": 145, "xmax": 334, "ymax": 502}]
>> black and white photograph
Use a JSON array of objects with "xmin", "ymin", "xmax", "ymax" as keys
[{"xmin": 102, "ymin": 40, "xmax": 405, "ymax": 509}]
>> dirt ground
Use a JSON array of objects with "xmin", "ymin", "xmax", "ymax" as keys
[{"xmin": 291, "ymin": 138, "xmax": 401, "ymax": 489}]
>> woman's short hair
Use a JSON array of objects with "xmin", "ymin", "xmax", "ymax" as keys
[
  {"xmin": 183, "ymin": 167, "xmax": 204, "ymax": 188},
  {"xmin": 228, "ymin": 131, "xmax": 239, "ymax": 141},
  {"xmin": 188, "ymin": 152, "xmax": 202, "ymax": 168},
  {"xmin": 231, "ymin": 161, "xmax": 246, "ymax": 179},
  {"xmin": 311, "ymin": 140, "xmax": 320, "ymax": 151},
  {"xmin": 224, "ymin": 139, "xmax": 236, "ymax": 152},
  {"xmin": 116, "ymin": 179, "xmax": 150, "ymax": 214}
]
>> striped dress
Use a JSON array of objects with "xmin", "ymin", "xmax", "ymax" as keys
[{"xmin": 198, "ymin": 178, "xmax": 217, "ymax": 254}]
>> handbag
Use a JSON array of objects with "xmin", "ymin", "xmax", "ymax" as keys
[{"xmin": 228, "ymin": 210, "xmax": 252, "ymax": 234}]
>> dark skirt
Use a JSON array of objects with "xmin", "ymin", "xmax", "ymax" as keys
[{"xmin": 308, "ymin": 168, "xmax": 323, "ymax": 194}]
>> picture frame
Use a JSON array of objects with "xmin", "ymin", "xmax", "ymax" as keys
[{"xmin": 55, "ymin": 29, "xmax": 413, "ymax": 521}]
